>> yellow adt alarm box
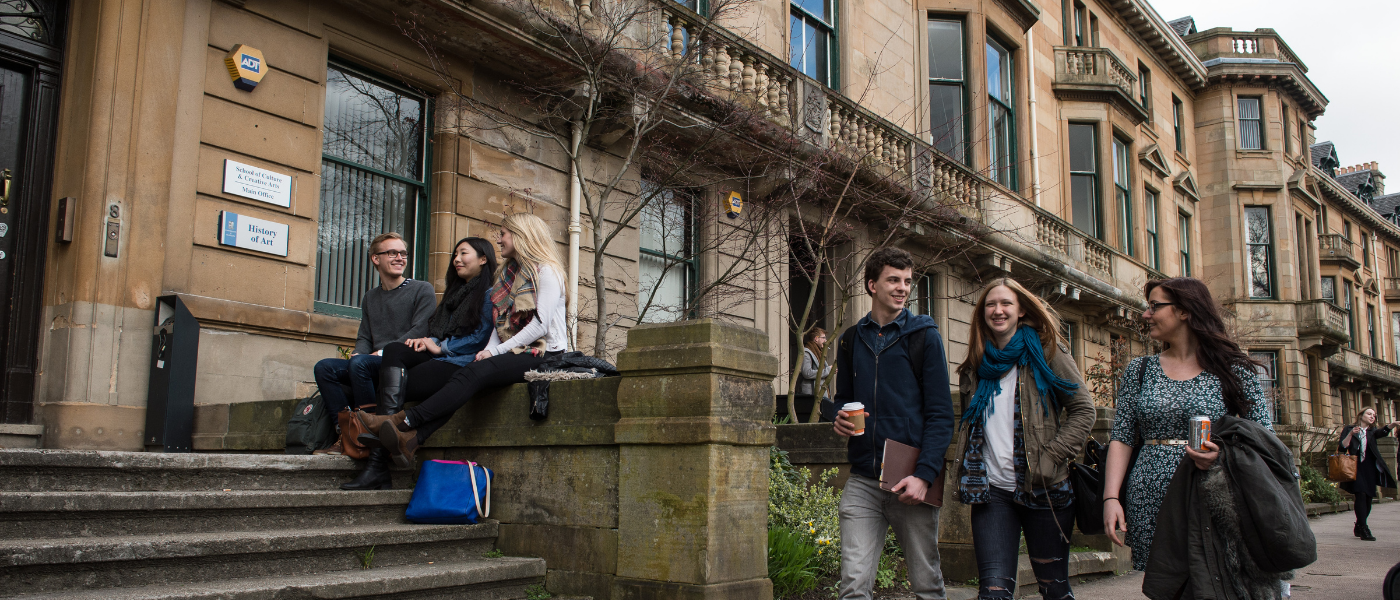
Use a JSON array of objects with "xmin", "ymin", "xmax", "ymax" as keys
[
  {"xmin": 225, "ymin": 45, "xmax": 266, "ymax": 92},
  {"xmin": 724, "ymin": 191, "xmax": 743, "ymax": 218}
]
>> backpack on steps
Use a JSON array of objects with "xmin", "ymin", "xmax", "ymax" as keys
[{"xmin": 285, "ymin": 391, "xmax": 334, "ymax": 455}]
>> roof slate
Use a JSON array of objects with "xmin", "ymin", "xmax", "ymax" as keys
[
  {"xmin": 1337, "ymin": 170, "xmax": 1375, "ymax": 196},
  {"xmin": 1372, "ymin": 193, "xmax": 1400, "ymax": 219},
  {"xmin": 1311, "ymin": 141, "xmax": 1338, "ymax": 171},
  {"xmin": 1168, "ymin": 17, "xmax": 1197, "ymax": 37}
]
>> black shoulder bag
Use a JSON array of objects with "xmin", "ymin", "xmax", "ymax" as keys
[{"xmin": 1068, "ymin": 359, "xmax": 1146, "ymax": 535}]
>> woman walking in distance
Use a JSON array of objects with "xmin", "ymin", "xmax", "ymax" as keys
[
  {"xmin": 952, "ymin": 278, "xmax": 1095, "ymax": 599},
  {"xmin": 1337, "ymin": 407, "xmax": 1397, "ymax": 541},
  {"xmin": 341, "ymin": 237, "xmax": 497, "ymax": 490},
  {"xmin": 1102, "ymin": 278, "xmax": 1272, "ymax": 570},
  {"xmin": 358, "ymin": 213, "xmax": 569, "ymax": 468}
]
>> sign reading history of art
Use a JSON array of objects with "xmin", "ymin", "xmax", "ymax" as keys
[
  {"xmin": 219, "ymin": 210, "xmax": 288, "ymax": 257},
  {"xmin": 223, "ymin": 159, "xmax": 292, "ymax": 207},
  {"xmin": 224, "ymin": 44, "xmax": 266, "ymax": 91}
]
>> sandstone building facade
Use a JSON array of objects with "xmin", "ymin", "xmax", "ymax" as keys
[{"xmin": 0, "ymin": 0, "xmax": 1394, "ymax": 466}]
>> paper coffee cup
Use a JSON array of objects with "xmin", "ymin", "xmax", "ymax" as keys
[{"xmin": 841, "ymin": 402, "xmax": 866, "ymax": 435}]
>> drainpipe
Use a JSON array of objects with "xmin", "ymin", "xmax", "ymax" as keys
[
  {"xmin": 567, "ymin": 120, "xmax": 583, "ymax": 350},
  {"xmin": 1026, "ymin": 27, "xmax": 1042, "ymax": 207}
]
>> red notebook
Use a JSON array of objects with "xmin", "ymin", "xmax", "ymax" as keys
[{"xmin": 879, "ymin": 439, "xmax": 946, "ymax": 507}]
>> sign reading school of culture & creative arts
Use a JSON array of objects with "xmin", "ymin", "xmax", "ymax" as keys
[
  {"xmin": 220, "ymin": 211, "xmax": 289, "ymax": 257},
  {"xmin": 223, "ymin": 159, "xmax": 292, "ymax": 207}
]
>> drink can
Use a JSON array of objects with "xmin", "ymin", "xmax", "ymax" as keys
[{"xmin": 1190, "ymin": 416, "xmax": 1211, "ymax": 451}]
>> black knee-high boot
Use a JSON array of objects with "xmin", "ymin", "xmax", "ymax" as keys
[
  {"xmin": 340, "ymin": 447, "xmax": 392, "ymax": 490},
  {"xmin": 341, "ymin": 367, "xmax": 407, "ymax": 490}
]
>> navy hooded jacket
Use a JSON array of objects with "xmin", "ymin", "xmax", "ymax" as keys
[{"xmin": 834, "ymin": 309, "xmax": 954, "ymax": 484}]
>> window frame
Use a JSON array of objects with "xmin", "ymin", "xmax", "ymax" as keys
[
  {"xmin": 1144, "ymin": 188, "xmax": 1159, "ymax": 270},
  {"xmin": 790, "ymin": 0, "xmax": 839, "ymax": 88},
  {"xmin": 1137, "ymin": 64, "xmax": 1151, "ymax": 112},
  {"xmin": 1172, "ymin": 96, "xmax": 1184, "ymax": 154},
  {"xmin": 1344, "ymin": 279, "xmax": 1356, "ymax": 349},
  {"xmin": 986, "ymin": 34, "xmax": 1017, "ymax": 189},
  {"xmin": 1321, "ymin": 275, "xmax": 1336, "ymax": 304},
  {"xmin": 1238, "ymin": 96, "xmax": 1264, "ymax": 150},
  {"xmin": 927, "ymin": 15, "xmax": 968, "ymax": 165},
  {"xmin": 636, "ymin": 186, "xmax": 698, "ymax": 323},
  {"xmin": 1368, "ymin": 303, "xmax": 1378, "ymax": 358},
  {"xmin": 1282, "ymin": 103, "xmax": 1292, "ymax": 155},
  {"xmin": 909, "ymin": 272, "xmax": 937, "ymax": 318},
  {"xmin": 1179, "ymin": 211, "xmax": 1192, "ymax": 277},
  {"xmin": 1249, "ymin": 350, "xmax": 1282, "ymax": 424},
  {"xmin": 1069, "ymin": 122, "xmax": 1102, "ymax": 240},
  {"xmin": 314, "ymin": 59, "xmax": 433, "ymax": 319},
  {"xmin": 1113, "ymin": 135, "xmax": 1132, "ymax": 256},
  {"xmin": 1245, "ymin": 206, "xmax": 1275, "ymax": 299}
]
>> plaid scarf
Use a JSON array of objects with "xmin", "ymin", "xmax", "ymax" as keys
[{"xmin": 490, "ymin": 261, "xmax": 544, "ymax": 355}]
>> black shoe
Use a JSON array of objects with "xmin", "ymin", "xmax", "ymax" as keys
[
  {"xmin": 1356, "ymin": 523, "xmax": 1364, "ymax": 537},
  {"xmin": 340, "ymin": 448, "xmax": 393, "ymax": 490},
  {"xmin": 1361, "ymin": 533, "xmax": 1377, "ymax": 541}
]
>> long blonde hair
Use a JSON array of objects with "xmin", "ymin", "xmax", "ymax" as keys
[
  {"xmin": 957, "ymin": 278, "xmax": 1066, "ymax": 378},
  {"xmin": 499, "ymin": 213, "xmax": 568, "ymax": 304}
]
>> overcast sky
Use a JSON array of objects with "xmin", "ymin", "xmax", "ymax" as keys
[{"xmin": 1149, "ymin": 0, "xmax": 1400, "ymax": 183}]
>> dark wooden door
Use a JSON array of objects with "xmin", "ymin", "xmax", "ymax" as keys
[{"xmin": 0, "ymin": 1, "xmax": 65, "ymax": 424}]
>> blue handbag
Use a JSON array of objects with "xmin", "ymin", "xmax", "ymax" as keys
[{"xmin": 405, "ymin": 460, "xmax": 493, "ymax": 524}]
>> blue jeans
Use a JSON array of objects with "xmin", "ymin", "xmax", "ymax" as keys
[
  {"xmin": 970, "ymin": 486, "xmax": 1075, "ymax": 600},
  {"xmin": 313, "ymin": 355, "xmax": 381, "ymax": 414}
]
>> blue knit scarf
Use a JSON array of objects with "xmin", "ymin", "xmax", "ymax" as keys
[{"xmin": 961, "ymin": 325, "xmax": 1079, "ymax": 427}]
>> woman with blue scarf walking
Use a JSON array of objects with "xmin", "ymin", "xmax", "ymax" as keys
[{"xmin": 953, "ymin": 278, "xmax": 1095, "ymax": 600}]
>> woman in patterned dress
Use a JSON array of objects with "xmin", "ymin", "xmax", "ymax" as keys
[{"xmin": 1102, "ymin": 278, "xmax": 1272, "ymax": 571}]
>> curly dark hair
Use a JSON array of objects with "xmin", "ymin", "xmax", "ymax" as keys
[
  {"xmin": 863, "ymin": 247, "xmax": 914, "ymax": 295},
  {"xmin": 1145, "ymin": 277, "xmax": 1259, "ymax": 416}
]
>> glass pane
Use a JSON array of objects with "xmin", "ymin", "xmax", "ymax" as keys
[
  {"xmin": 985, "ymin": 38, "xmax": 1011, "ymax": 103},
  {"xmin": 928, "ymin": 20, "xmax": 964, "ymax": 81},
  {"xmin": 1240, "ymin": 121, "xmax": 1261, "ymax": 150},
  {"xmin": 929, "ymin": 83, "xmax": 965, "ymax": 162},
  {"xmin": 1071, "ymin": 174, "xmax": 1097, "ymax": 237},
  {"xmin": 813, "ymin": 22, "xmax": 829, "ymax": 85},
  {"xmin": 639, "ymin": 189, "xmax": 687, "ymax": 257},
  {"xmin": 1321, "ymin": 277, "xmax": 1335, "ymax": 300},
  {"xmin": 315, "ymin": 161, "xmax": 416, "ymax": 309},
  {"xmin": 1118, "ymin": 187, "xmax": 1131, "ymax": 254},
  {"xmin": 0, "ymin": 0, "xmax": 48, "ymax": 43},
  {"xmin": 639, "ymin": 253, "xmax": 687, "ymax": 323},
  {"xmin": 789, "ymin": 14, "xmax": 803, "ymax": 68},
  {"xmin": 989, "ymin": 102, "xmax": 1011, "ymax": 185},
  {"xmin": 1238, "ymin": 97, "xmax": 1260, "ymax": 119},
  {"xmin": 1145, "ymin": 191, "xmax": 1158, "ymax": 233},
  {"xmin": 1245, "ymin": 207, "xmax": 1270, "ymax": 244},
  {"xmin": 794, "ymin": 0, "xmax": 827, "ymax": 22},
  {"xmin": 1112, "ymin": 138, "xmax": 1129, "ymax": 186},
  {"xmin": 324, "ymin": 65, "xmax": 425, "ymax": 180},
  {"xmin": 1069, "ymin": 124, "xmax": 1096, "ymax": 172},
  {"xmin": 1249, "ymin": 246, "xmax": 1271, "ymax": 298}
]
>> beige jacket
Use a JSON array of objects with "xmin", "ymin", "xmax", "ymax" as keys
[{"xmin": 952, "ymin": 345, "xmax": 1095, "ymax": 494}]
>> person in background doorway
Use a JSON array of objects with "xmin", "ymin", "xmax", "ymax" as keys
[
  {"xmin": 952, "ymin": 278, "xmax": 1094, "ymax": 600},
  {"xmin": 797, "ymin": 327, "xmax": 834, "ymax": 422},
  {"xmin": 1338, "ymin": 407, "xmax": 1398, "ymax": 541},
  {"xmin": 311, "ymin": 232, "xmax": 435, "ymax": 446},
  {"xmin": 339, "ymin": 237, "xmax": 497, "ymax": 490},
  {"xmin": 831, "ymin": 247, "xmax": 954, "ymax": 600}
]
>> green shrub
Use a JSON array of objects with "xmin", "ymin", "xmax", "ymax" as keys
[
  {"xmin": 769, "ymin": 526, "xmax": 821, "ymax": 598},
  {"xmin": 1299, "ymin": 463, "xmax": 1343, "ymax": 504},
  {"xmin": 769, "ymin": 447, "xmax": 843, "ymax": 574}
]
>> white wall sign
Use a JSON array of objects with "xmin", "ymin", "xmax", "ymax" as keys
[
  {"xmin": 222, "ymin": 159, "xmax": 292, "ymax": 208},
  {"xmin": 220, "ymin": 211, "xmax": 289, "ymax": 257}
]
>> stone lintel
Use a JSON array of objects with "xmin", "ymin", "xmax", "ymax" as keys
[
  {"xmin": 611, "ymin": 576, "xmax": 773, "ymax": 600},
  {"xmin": 614, "ymin": 417, "xmax": 775, "ymax": 446}
]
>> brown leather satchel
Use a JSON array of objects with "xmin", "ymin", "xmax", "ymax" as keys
[
  {"xmin": 337, "ymin": 409, "xmax": 371, "ymax": 460},
  {"xmin": 1327, "ymin": 452, "xmax": 1357, "ymax": 483}
]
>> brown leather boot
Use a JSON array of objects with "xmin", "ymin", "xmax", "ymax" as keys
[
  {"xmin": 354, "ymin": 410, "xmax": 395, "ymax": 438},
  {"xmin": 312, "ymin": 440, "xmax": 345, "ymax": 455},
  {"xmin": 377, "ymin": 413, "xmax": 419, "ymax": 469}
]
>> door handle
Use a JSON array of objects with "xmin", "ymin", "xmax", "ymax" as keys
[{"xmin": 0, "ymin": 169, "xmax": 10, "ymax": 212}]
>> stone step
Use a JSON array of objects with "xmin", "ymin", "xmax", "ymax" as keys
[
  {"xmin": 11, "ymin": 557, "xmax": 546, "ymax": 600},
  {"xmin": 0, "ymin": 522, "xmax": 498, "ymax": 597},
  {"xmin": 0, "ymin": 449, "xmax": 413, "ymax": 492},
  {"xmin": 0, "ymin": 490, "xmax": 415, "ymax": 540}
]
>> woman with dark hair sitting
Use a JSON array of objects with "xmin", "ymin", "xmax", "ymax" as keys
[
  {"xmin": 1101, "ymin": 277, "xmax": 1272, "ymax": 570},
  {"xmin": 341, "ymin": 237, "xmax": 497, "ymax": 491}
]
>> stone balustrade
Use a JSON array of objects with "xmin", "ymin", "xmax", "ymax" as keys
[
  {"xmin": 1034, "ymin": 211, "xmax": 1114, "ymax": 280},
  {"xmin": 1052, "ymin": 46, "xmax": 1146, "ymax": 123}
]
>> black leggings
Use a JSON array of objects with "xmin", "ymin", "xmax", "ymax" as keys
[
  {"xmin": 404, "ymin": 351, "xmax": 551, "ymax": 443},
  {"xmin": 379, "ymin": 343, "xmax": 463, "ymax": 404}
]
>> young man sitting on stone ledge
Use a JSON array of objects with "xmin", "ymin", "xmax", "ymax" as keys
[
  {"xmin": 832, "ymin": 247, "xmax": 954, "ymax": 600},
  {"xmin": 312, "ymin": 232, "xmax": 435, "ymax": 457}
]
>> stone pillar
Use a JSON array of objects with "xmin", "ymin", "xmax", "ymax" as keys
[
  {"xmin": 612, "ymin": 319, "xmax": 779, "ymax": 600},
  {"xmin": 1378, "ymin": 437, "xmax": 1398, "ymax": 500}
]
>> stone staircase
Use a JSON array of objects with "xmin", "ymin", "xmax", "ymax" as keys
[{"xmin": 0, "ymin": 449, "xmax": 547, "ymax": 599}]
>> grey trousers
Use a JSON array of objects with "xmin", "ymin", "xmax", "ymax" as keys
[{"xmin": 837, "ymin": 474, "xmax": 946, "ymax": 600}]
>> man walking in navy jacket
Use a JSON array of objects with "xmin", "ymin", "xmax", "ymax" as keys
[{"xmin": 832, "ymin": 247, "xmax": 954, "ymax": 600}]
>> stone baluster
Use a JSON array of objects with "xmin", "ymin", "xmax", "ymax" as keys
[
  {"xmin": 828, "ymin": 102, "xmax": 840, "ymax": 143},
  {"xmin": 701, "ymin": 40, "xmax": 715, "ymax": 77},
  {"xmin": 728, "ymin": 48, "xmax": 743, "ymax": 92},
  {"xmin": 579, "ymin": 0, "xmax": 592, "ymax": 17},
  {"xmin": 670, "ymin": 15, "xmax": 686, "ymax": 60},
  {"xmin": 756, "ymin": 62, "xmax": 769, "ymax": 110},
  {"xmin": 716, "ymin": 45, "xmax": 732, "ymax": 91},
  {"xmin": 742, "ymin": 55, "xmax": 757, "ymax": 95},
  {"xmin": 777, "ymin": 75, "xmax": 790, "ymax": 123}
]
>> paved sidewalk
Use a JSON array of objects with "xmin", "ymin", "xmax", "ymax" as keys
[{"xmin": 1070, "ymin": 500, "xmax": 1400, "ymax": 599}]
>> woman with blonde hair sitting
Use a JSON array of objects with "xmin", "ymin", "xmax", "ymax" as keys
[{"xmin": 357, "ymin": 212, "xmax": 569, "ymax": 468}]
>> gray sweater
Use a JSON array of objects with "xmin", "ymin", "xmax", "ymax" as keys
[{"xmin": 354, "ymin": 279, "xmax": 437, "ymax": 354}]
